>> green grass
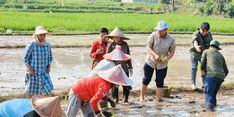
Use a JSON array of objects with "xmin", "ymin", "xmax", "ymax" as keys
[{"xmin": 0, "ymin": 11, "xmax": 234, "ymax": 34}]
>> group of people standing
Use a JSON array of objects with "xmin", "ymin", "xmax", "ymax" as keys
[{"xmin": 0, "ymin": 20, "xmax": 229, "ymax": 117}]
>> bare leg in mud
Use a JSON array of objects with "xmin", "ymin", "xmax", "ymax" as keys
[
  {"xmin": 140, "ymin": 84, "xmax": 147, "ymax": 102},
  {"xmin": 156, "ymin": 88, "xmax": 164, "ymax": 102}
]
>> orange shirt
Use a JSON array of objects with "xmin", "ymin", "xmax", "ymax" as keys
[
  {"xmin": 72, "ymin": 76, "xmax": 112, "ymax": 112},
  {"xmin": 90, "ymin": 38, "xmax": 109, "ymax": 62}
]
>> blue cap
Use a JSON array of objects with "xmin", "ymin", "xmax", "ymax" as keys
[{"xmin": 155, "ymin": 21, "xmax": 169, "ymax": 31}]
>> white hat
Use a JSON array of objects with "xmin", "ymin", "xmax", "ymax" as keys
[
  {"xmin": 34, "ymin": 26, "xmax": 49, "ymax": 35},
  {"xmin": 97, "ymin": 64, "xmax": 133, "ymax": 86},
  {"xmin": 155, "ymin": 21, "xmax": 169, "ymax": 31},
  {"xmin": 88, "ymin": 59, "xmax": 116, "ymax": 77}
]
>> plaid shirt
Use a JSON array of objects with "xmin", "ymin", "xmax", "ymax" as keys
[
  {"xmin": 23, "ymin": 40, "xmax": 53, "ymax": 95},
  {"xmin": 25, "ymin": 73, "xmax": 53, "ymax": 95},
  {"xmin": 24, "ymin": 40, "xmax": 53, "ymax": 75}
]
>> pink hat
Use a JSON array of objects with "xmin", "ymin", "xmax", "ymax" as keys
[
  {"xmin": 32, "ymin": 96, "xmax": 66, "ymax": 117},
  {"xmin": 97, "ymin": 64, "xmax": 133, "ymax": 86},
  {"xmin": 103, "ymin": 45, "xmax": 131, "ymax": 61}
]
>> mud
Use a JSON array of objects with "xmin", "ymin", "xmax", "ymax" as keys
[{"xmin": 1, "ymin": 35, "xmax": 234, "ymax": 116}]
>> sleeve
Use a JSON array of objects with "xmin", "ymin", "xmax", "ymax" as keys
[
  {"xmin": 48, "ymin": 43, "xmax": 53, "ymax": 64},
  {"xmin": 23, "ymin": 42, "xmax": 34, "ymax": 65},
  {"xmin": 169, "ymin": 38, "xmax": 176, "ymax": 54},
  {"xmin": 90, "ymin": 41, "xmax": 97, "ymax": 58},
  {"xmin": 192, "ymin": 31, "xmax": 201, "ymax": 45},
  {"xmin": 223, "ymin": 56, "xmax": 229, "ymax": 77},
  {"xmin": 209, "ymin": 32, "xmax": 213, "ymax": 41},
  {"xmin": 107, "ymin": 43, "xmax": 114, "ymax": 53},
  {"xmin": 126, "ymin": 43, "xmax": 133, "ymax": 69},
  {"xmin": 90, "ymin": 85, "xmax": 110, "ymax": 112},
  {"xmin": 146, "ymin": 32, "xmax": 155, "ymax": 49},
  {"xmin": 200, "ymin": 51, "xmax": 207, "ymax": 71}
]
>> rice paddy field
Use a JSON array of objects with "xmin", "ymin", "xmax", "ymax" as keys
[{"xmin": 0, "ymin": 11, "xmax": 234, "ymax": 34}]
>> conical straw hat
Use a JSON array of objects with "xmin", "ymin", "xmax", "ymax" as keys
[
  {"xmin": 103, "ymin": 45, "xmax": 131, "ymax": 61},
  {"xmin": 32, "ymin": 96, "xmax": 66, "ymax": 117},
  {"xmin": 104, "ymin": 27, "xmax": 129, "ymax": 40},
  {"xmin": 97, "ymin": 64, "xmax": 133, "ymax": 86}
]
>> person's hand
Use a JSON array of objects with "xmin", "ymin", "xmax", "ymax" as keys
[
  {"xmin": 96, "ymin": 48, "xmax": 103, "ymax": 55},
  {"xmin": 128, "ymin": 69, "xmax": 133, "ymax": 77},
  {"xmin": 99, "ymin": 100, "xmax": 108, "ymax": 109},
  {"xmin": 201, "ymin": 70, "xmax": 205, "ymax": 77},
  {"xmin": 195, "ymin": 46, "xmax": 202, "ymax": 53},
  {"xmin": 28, "ymin": 67, "xmax": 34, "ymax": 76},
  {"xmin": 47, "ymin": 64, "xmax": 51, "ymax": 72},
  {"xmin": 95, "ymin": 111, "xmax": 103, "ymax": 117},
  {"xmin": 109, "ymin": 99, "xmax": 116, "ymax": 108},
  {"xmin": 102, "ymin": 111, "xmax": 113, "ymax": 117},
  {"xmin": 153, "ymin": 54, "xmax": 160, "ymax": 61}
]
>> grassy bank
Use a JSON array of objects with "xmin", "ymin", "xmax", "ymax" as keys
[{"xmin": 0, "ymin": 11, "xmax": 234, "ymax": 34}]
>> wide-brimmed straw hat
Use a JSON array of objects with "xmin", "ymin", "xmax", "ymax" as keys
[
  {"xmin": 97, "ymin": 64, "xmax": 133, "ymax": 86},
  {"xmin": 34, "ymin": 26, "xmax": 49, "ymax": 35},
  {"xmin": 104, "ymin": 27, "xmax": 129, "ymax": 40},
  {"xmin": 32, "ymin": 96, "xmax": 66, "ymax": 117},
  {"xmin": 103, "ymin": 45, "xmax": 131, "ymax": 61},
  {"xmin": 209, "ymin": 40, "xmax": 221, "ymax": 50}
]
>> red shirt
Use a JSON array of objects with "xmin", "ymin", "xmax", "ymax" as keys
[
  {"xmin": 72, "ymin": 76, "xmax": 112, "ymax": 112},
  {"xmin": 90, "ymin": 38, "xmax": 109, "ymax": 62}
]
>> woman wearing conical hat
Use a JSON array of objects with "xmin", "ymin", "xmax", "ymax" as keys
[
  {"xmin": 105, "ymin": 27, "xmax": 133, "ymax": 103},
  {"xmin": 66, "ymin": 65, "xmax": 133, "ymax": 117},
  {"xmin": 88, "ymin": 45, "xmax": 131, "ymax": 77}
]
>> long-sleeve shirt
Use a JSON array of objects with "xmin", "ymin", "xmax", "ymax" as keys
[
  {"xmin": 189, "ymin": 30, "xmax": 213, "ymax": 59},
  {"xmin": 90, "ymin": 39, "xmax": 109, "ymax": 63},
  {"xmin": 201, "ymin": 48, "xmax": 229, "ymax": 80},
  {"xmin": 72, "ymin": 77, "xmax": 112, "ymax": 112},
  {"xmin": 107, "ymin": 41, "xmax": 132, "ymax": 74},
  {"xmin": 23, "ymin": 40, "xmax": 52, "ymax": 75}
]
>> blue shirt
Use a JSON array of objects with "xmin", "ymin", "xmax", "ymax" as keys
[
  {"xmin": 23, "ymin": 40, "xmax": 53, "ymax": 75},
  {"xmin": 0, "ymin": 99, "xmax": 34, "ymax": 117}
]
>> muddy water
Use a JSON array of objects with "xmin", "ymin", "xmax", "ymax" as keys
[
  {"xmin": 0, "ymin": 45, "xmax": 234, "ymax": 96},
  {"xmin": 1, "ymin": 35, "xmax": 234, "ymax": 116}
]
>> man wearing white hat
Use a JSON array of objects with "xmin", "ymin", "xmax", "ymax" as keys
[
  {"xmin": 140, "ymin": 21, "xmax": 176, "ymax": 102},
  {"xmin": 66, "ymin": 65, "xmax": 133, "ymax": 117},
  {"xmin": 23, "ymin": 26, "xmax": 53, "ymax": 98}
]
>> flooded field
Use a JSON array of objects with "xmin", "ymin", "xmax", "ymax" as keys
[
  {"xmin": 0, "ymin": 46, "xmax": 234, "ymax": 95},
  {"xmin": 0, "ymin": 35, "xmax": 234, "ymax": 116}
]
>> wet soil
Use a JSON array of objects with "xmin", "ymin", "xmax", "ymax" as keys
[{"xmin": 1, "ymin": 35, "xmax": 234, "ymax": 116}]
